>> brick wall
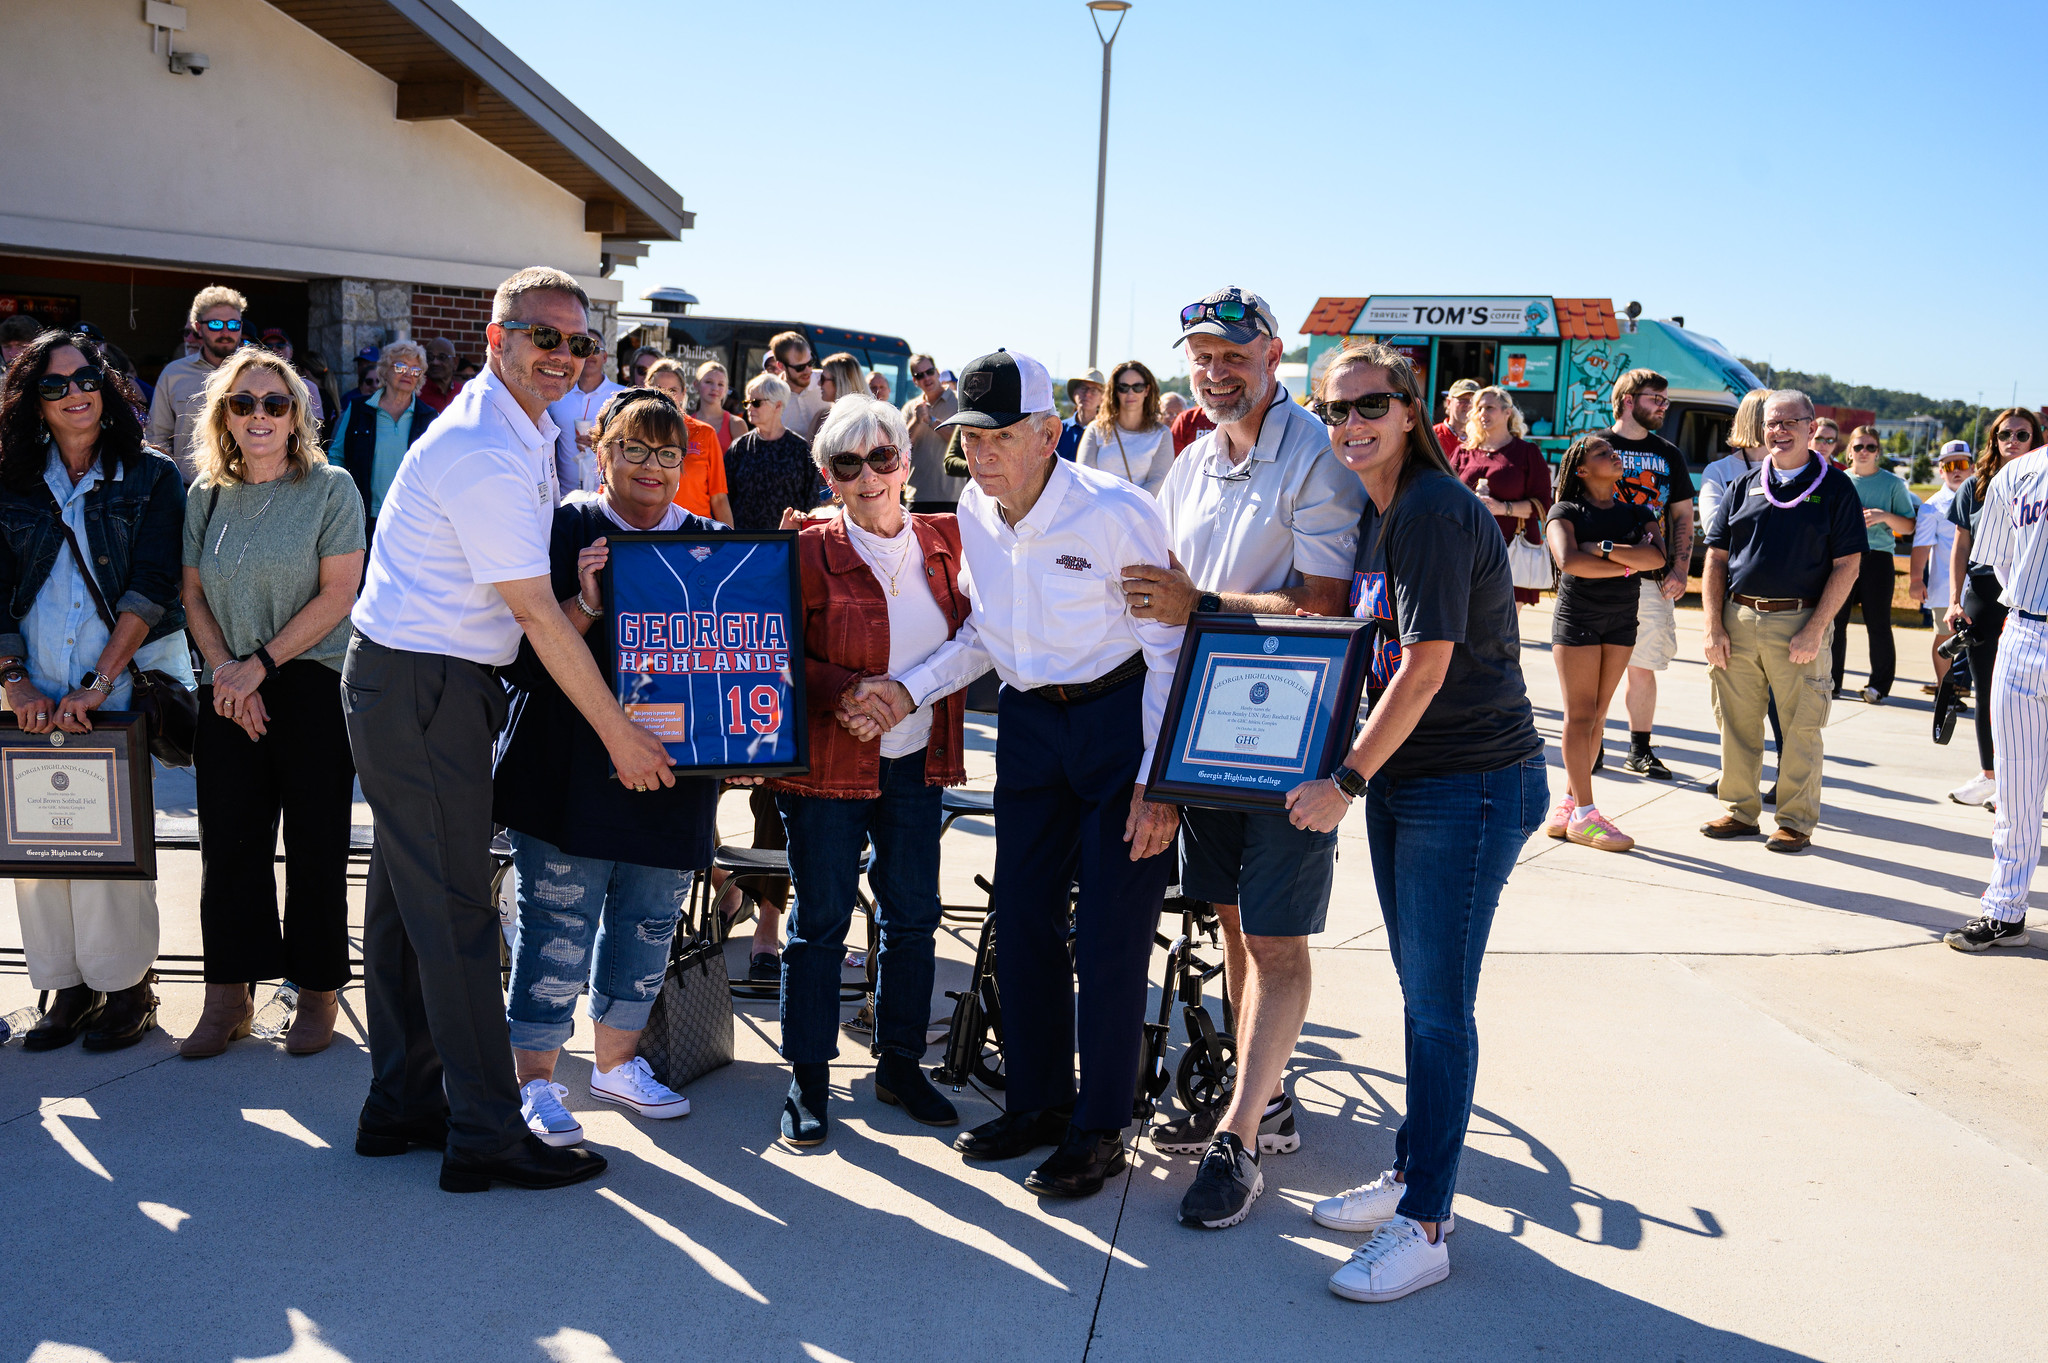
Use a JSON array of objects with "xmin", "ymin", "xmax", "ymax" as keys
[{"xmin": 411, "ymin": 286, "xmax": 492, "ymax": 366}]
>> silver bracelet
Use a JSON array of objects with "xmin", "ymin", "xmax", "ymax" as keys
[{"xmin": 574, "ymin": 592, "xmax": 602, "ymax": 619}]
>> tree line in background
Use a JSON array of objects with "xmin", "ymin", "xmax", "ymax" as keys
[{"xmin": 1741, "ymin": 360, "xmax": 2021, "ymax": 479}]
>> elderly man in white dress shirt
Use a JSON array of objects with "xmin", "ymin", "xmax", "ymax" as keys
[
  {"xmin": 864, "ymin": 349, "xmax": 1182, "ymax": 1199},
  {"xmin": 344, "ymin": 266, "xmax": 671, "ymax": 1194}
]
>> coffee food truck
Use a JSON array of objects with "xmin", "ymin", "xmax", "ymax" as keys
[{"xmin": 1298, "ymin": 295, "xmax": 1764, "ymax": 470}]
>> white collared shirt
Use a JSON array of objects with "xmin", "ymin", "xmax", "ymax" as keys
[
  {"xmin": 352, "ymin": 365, "xmax": 560, "ymax": 665},
  {"xmin": 1156, "ymin": 383, "xmax": 1364, "ymax": 594},
  {"xmin": 546, "ymin": 377, "xmax": 625, "ymax": 494},
  {"xmin": 897, "ymin": 457, "xmax": 1185, "ymax": 779}
]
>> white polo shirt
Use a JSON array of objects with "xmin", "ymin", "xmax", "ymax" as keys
[
  {"xmin": 546, "ymin": 376, "xmax": 624, "ymax": 495},
  {"xmin": 1156, "ymin": 383, "xmax": 1363, "ymax": 595},
  {"xmin": 352, "ymin": 365, "xmax": 560, "ymax": 665},
  {"xmin": 897, "ymin": 457, "xmax": 1185, "ymax": 779}
]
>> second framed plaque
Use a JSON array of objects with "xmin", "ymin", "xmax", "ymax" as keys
[
  {"xmin": 1145, "ymin": 614, "xmax": 1371, "ymax": 813},
  {"xmin": 0, "ymin": 713, "xmax": 155, "ymax": 880}
]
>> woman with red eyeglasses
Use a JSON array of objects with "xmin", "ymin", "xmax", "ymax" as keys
[
  {"xmin": 1943, "ymin": 407, "xmax": 2045, "ymax": 808},
  {"xmin": 767, "ymin": 396, "xmax": 974, "ymax": 1147}
]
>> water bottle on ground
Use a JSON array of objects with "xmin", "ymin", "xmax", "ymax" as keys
[
  {"xmin": 1, "ymin": 1004, "xmax": 43, "ymax": 1043},
  {"xmin": 250, "ymin": 983, "xmax": 298, "ymax": 1039}
]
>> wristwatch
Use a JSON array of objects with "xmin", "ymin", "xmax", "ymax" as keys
[
  {"xmin": 1195, "ymin": 592, "xmax": 1223, "ymax": 615},
  {"xmin": 1331, "ymin": 763, "xmax": 1369, "ymax": 800},
  {"xmin": 79, "ymin": 670, "xmax": 115, "ymax": 695},
  {"xmin": 1598, "ymin": 540, "xmax": 1616, "ymax": 557},
  {"xmin": 0, "ymin": 667, "xmax": 24, "ymax": 687}
]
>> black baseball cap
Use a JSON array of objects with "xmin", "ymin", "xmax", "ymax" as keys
[{"xmin": 936, "ymin": 349, "xmax": 1055, "ymax": 430}]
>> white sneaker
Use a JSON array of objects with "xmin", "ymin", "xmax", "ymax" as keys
[
  {"xmin": 1311, "ymin": 1170, "xmax": 1457, "ymax": 1236},
  {"xmin": 1328, "ymin": 1215, "xmax": 1450, "ymax": 1303},
  {"xmin": 590, "ymin": 1056, "xmax": 691, "ymax": 1119},
  {"xmin": 520, "ymin": 1078, "xmax": 584, "ymax": 1147},
  {"xmin": 1949, "ymin": 775, "xmax": 1997, "ymax": 807}
]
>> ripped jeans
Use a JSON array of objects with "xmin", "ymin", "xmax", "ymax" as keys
[{"xmin": 504, "ymin": 832, "xmax": 689, "ymax": 1052}]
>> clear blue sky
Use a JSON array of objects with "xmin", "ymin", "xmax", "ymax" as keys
[{"xmin": 467, "ymin": 0, "xmax": 2047, "ymax": 409}]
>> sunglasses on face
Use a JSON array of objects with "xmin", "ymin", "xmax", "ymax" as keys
[
  {"xmin": 1180, "ymin": 299, "xmax": 1266, "ymax": 331},
  {"xmin": 1851, "ymin": 442, "xmax": 1879, "ymax": 452},
  {"xmin": 227, "ymin": 391, "xmax": 295, "ymax": 419},
  {"xmin": 611, "ymin": 439, "xmax": 684, "ymax": 469},
  {"xmin": 783, "ymin": 359, "xmax": 813, "ymax": 375},
  {"xmin": 37, "ymin": 368, "xmax": 104, "ymax": 402},
  {"xmin": 827, "ymin": 445, "xmax": 903, "ymax": 481},
  {"xmin": 1998, "ymin": 429, "xmax": 2035, "ymax": 443},
  {"xmin": 745, "ymin": 397, "xmax": 776, "ymax": 408},
  {"xmin": 261, "ymin": 338, "xmax": 291, "ymax": 353},
  {"xmin": 1115, "ymin": 380, "xmax": 1149, "ymax": 394},
  {"xmin": 911, "ymin": 367, "xmax": 937, "ymax": 382},
  {"xmin": 390, "ymin": 364, "xmax": 423, "ymax": 378},
  {"xmin": 498, "ymin": 321, "xmax": 600, "ymax": 358},
  {"xmin": 1313, "ymin": 393, "xmax": 1410, "ymax": 426},
  {"xmin": 1811, "ymin": 431, "xmax": 1837, "ymax": 442},
  {"xmin": 201, "ymin": 318, "xmax": 244, "ymax": 333}
]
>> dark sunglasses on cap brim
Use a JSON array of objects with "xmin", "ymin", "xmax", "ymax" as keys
[{"xmin": 1181, "ymin": 299, "xmax": 1266, "ymax": 331}]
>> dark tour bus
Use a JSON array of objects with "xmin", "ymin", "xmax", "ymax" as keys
[{"xmin": 662, "ymin": 317, "xmax": 916, "ymax": 415}]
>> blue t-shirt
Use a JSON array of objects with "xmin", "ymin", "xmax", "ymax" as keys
[
  {"xmin": 1847, "ymin": 468, "xmax": 1918, "ymax": 553},
  {"xmin": 1348, "ymin": 467, "xmax": 1542, "ymax": 779},
  {"xmin": 1706, "ymin": 457, "xmax": 1867, "ymax": 601}
]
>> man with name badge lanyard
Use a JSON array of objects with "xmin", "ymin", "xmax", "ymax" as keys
[
  {"xmin": 1116, "ymin": 286, "xmax": 1365, "ymax": 1230},
  {"xmin": 344, "ymin": 267, "xmax": 673, "ymax": 1194},
  {"xmin": 1945, "ymin": 436, "xmax": 2048, "ymax": 953},
  {"xmin": 863, "ymin": 349, "xmax": 1183, "ymax": 1200}
]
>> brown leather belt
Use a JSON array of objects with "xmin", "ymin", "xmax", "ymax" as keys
[
  {"xmin": 1732, "ymin": 594, "xmax": 1817, "ymax": 613},
  {"xmin": 1028, "ymin": 652, "xmax": 1146, "ymax": 705}
]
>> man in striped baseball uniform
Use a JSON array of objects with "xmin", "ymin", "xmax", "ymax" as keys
[{"xmin": 1947, "ymin": 442, "xmax": 2048, "ymax": 950}]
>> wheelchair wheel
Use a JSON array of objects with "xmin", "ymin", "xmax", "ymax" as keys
[{"xmin": 1175, "ymin": 1014, "xmax": 1237, "ymax": 1116}]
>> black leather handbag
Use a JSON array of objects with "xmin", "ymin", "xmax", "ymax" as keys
[
  {"xmin": 636, "ymin": 917, "xmax": 735, "ymax": 1092},
  {"xmin": 56, "ymin": 521, "xmax": 199, "ymax": 767}
]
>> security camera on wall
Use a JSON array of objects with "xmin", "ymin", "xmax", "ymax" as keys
[{"xmin": 169, "ymin": 50, "xmax": 210, "ymax": 75}]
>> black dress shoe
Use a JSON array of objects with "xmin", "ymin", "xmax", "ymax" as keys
[
  {"xmin": 22, "ymin": 984, "xmax": 104, "ymax": 1052},
  {"xmin": 439, "ymin": 1134, "xmax": 608, "ymax": 1193},
  {"xmin": 874, "ymin": 1052, "xmax": 958, "ymax": 1128},
  {"xmin": 749, "ymin": 952, "xmax": 781, "ymax": 983},
  {"xmin": 1024, "ymin": 1124, "xmax": 1128, "ymax": 1198},
  {"xmin": 955, "ymin": 1104, "xmax": 1074, "ymax": 1161},
  {"xmin": 782, "ymin": 1063, "xmax": 829, "ymax": 1146},
  {"xmin": 81, "ymin": 972, "xmax": 156, "ymax": 1052},
  {"xmin": 355, "ymin": 1111, "xmax": 451, "ymax": 1157}
]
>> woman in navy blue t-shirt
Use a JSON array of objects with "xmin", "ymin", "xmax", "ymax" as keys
[{"xmin": 1283, "ymin": 343, "xmax": 1545, "ymax": 1304}]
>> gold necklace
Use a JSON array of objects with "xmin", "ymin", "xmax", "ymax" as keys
[{"xmin": 853, "ymin": 521, "xmax": 912, "ymax": 596}]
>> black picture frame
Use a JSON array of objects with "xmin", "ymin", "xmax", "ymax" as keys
[
  {"xmin": 0, "ymin": 712, "xmax": 155, "ymax": 880},
  {"xmin": 1144, "ymin": 613, "xmax": 1372, "ymax": 813},
  {"xmin": 599, "ymin": 530, "xmax": 810, "ymax": 779}
]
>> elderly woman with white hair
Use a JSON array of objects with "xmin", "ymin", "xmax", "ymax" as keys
[
  {"xmin": 767, "ymin": 395, "xmax": 975, "ymax": 1147},
  {"xmin": 335, "ymin": 337, "xmax": 436, "ymax": 536}
]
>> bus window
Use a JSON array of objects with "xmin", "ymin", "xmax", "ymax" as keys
[
  {"xmin": 1673, "ymin": 409, "xmax": 1732, "ymax": 472},
  {"xmin": 866, "ymin": 355, "xmax": 905, "ymax": 405}
]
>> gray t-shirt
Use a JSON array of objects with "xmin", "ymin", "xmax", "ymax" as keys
[{"xmin": 183, "ymin": 462, "xmax": 367, "ymax": 679}]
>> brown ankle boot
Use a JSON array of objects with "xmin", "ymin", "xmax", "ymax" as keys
[
  {"xmin": 179, "ymin": 983, "xmax": 253, "ymax": 1059},
  {"xmin": 284, "ymin": 989, "xmax": 339, "ymax": 1055}
]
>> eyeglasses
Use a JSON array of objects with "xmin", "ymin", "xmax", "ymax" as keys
[
  {"xmin": 1634, "ymin": 393, "xmax": 1670, "ymax": 407},
  {"xmin": 260, "ymin": 338, "xmax": 291, "ymax": 353},
  {"xmin": 1997, "ymin": 429, "xmax": 2035, "ymax": 444},
  {"xmin": 1115, "ymin": 380, "xmax": 1150, "ymax": 394},
  {"xmin": 498, "ymin": 321, "xmax": 600, "ymax": 358},
  {"xmin": 226, "ymin": 391, "xmax": 295, "ymax": 419},
  {"xmin": 911, "ymin": 367, "xmax": 937, "ymax": 382},
  {"xmin": 1764, "ymin": 418, "xmax": 1813, "ymax": 431},
  {"xmin": 1313, "ymin": 393, "xmax": 1410, "ymax": 425},
  {"xmin": 1811, "ymin": 431, "xmax": 1838, "ymax": 442},
  {"xmin": 610, "ymin": 439, "xmax": 684, "ymax": 469},
  {"xmin": 390, "ymin": 364, "xmax": 424, "ymax": 378},
  {"xmin": 200, "ymin": 318, "xmax": 244, "ymax": 333},
  {"xmin": 37, "ymin": 368, "xmax": 104, "ymax": 402},
  {"xmin": 1850, "ymin": 442, "xmax": 1879, "ymax": 452},
  {"xmin": 826, "ymin": 445, "xmax": 903, "ymax": 481},
  {"xmin": 1180, "ymin": 299, "xmax": 1268, "ymax": 333}
]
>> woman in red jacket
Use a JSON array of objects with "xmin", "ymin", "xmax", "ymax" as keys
[
  {"xmin": 1454, "ymin": 386, "xmax": 1553, "ymax": 608},
  {"xmin": 771, "ymin": 396, "xmax": 975, "ymax": 1148}
]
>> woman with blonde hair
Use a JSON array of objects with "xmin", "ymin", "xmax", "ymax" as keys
[
  {"xmin": 1812, "ymin": 416, "xmax": 1843, "ymax": 468},
  {"xmin": 1453, "ymin": 385, "xmax": 1551, "ymax": 607},
  {"xmin": 645, "ymin": 359, "xmax": 732, "ymax": 524},
  {"xmin": 1697, "ymin": 388, "xmax": 1770, "ymax": 531},
  {"xmin": 693, "ymin": 360, "xmax": 740, "ymax": 452},
  {"xmin": 812, "ymin": 353, "xmax": 868, "ymax": 435},
  {"xmin": 177, "ymin": 347, "xmax": 367, "ymax": 1057},
  {"xmin": 1076, "ymin": 359, "xmax": 1172, "ymax": 496}
]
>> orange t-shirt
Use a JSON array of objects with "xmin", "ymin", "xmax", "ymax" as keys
[{"xmin": 672, "ymin": 415, "xmax": 729, "ymax": 519}]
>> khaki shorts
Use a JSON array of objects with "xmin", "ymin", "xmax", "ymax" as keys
[{"xmin": 1629, "ymin": 578, "xmax": 1678, "ymax": 671}]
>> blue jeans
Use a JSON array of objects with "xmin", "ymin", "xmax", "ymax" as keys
[
  {"xmin": 777, "ymin": 751, "xmax": 943, "ymax": 1066},
  {"xmin": 505, "ymin": 832, "xmax": 690, "ymax": 1052},
  {"xmin": 1365, "ymin": 754, "xmax": 1547, "ymax": 1223}
]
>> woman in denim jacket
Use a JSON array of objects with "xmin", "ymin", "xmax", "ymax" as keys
[{"xmin": 0, "ymin": 330, "xmax": 193, "ymax": 1052}]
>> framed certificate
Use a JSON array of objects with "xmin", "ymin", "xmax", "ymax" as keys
[
  {"xmin": 1145, "ymin": 614, "xmax": 1371, "ymax": 812},
  {"xmin": 0, "ymin": 713, "xmax": 155, "ymax": 880},
  {"xmin": 600, "ymin": 531, "xmax": 809, "ymax": 779}
]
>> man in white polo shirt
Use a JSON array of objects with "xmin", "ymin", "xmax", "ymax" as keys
[
  {"xmin": 1120, "ymin": 287, "xmax": 1364, "ymax": 1229},
  {"xmin": 344, "ymin": 266, "xmax": 672, "ymax": 1194}
]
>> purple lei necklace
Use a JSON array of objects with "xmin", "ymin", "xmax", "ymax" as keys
[{"xmin": 1760, "ymin": 454, "xmax": 1824, "ymax": 509}]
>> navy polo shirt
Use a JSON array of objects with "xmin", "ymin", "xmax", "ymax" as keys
[{"xmin": 1705, "ymin": 456, "xmax": 1866, "ymax": 601}]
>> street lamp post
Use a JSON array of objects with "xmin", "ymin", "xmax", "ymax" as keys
[{"xmin": 1085, "ymin": 1, "xmax": 1129, "ymax": 371}]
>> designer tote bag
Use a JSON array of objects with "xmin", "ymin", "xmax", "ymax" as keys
[{"xmin": 636, "ymin": 923, "xmax": 735, "ymax": 1091}]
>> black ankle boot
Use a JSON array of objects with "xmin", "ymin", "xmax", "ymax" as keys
[
  {"xmin": 874, "ymin": 1052, "xmax": 958, "ymax": 1128},
  {"xmin": 782, "ymin": 1063, "xmax": 829, "ymax": 1147}
]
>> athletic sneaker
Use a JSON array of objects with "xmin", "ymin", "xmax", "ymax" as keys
[
  {"xmin": 1949, "ymin": 775, "xmax": 1997, "ymax": 807},
  {"xmin": 1149, "ymin": 1096, "xmax": 1300, "ymax": 1156},
  {"xmin": 1624, "ymin": 748, "xmax": 1673, "ymax": 780},
  {"xmin": 1178, "ymin": 1132, "xmax": 1263, "ymax": 1229},
  {"xmin": 590, "ymin": 1056, "xmax": 691, "ymax": 1119},
  {"xmin": 520, "ymin": 1079, "xmax": 584, "ymax": 1147},
  {"xmin": 1945, "ymin": 915, "xmax": 2030, "ymax": 952},
  {"xmin": 1543, "ymin": 795, "xmax": 1576, "ymax": 839},
  {"xmin": 1311, "ymin": 1169, "xmax": 1458, "ymax": 1236},
  {"xmin": 1567, "ymin": 808, "xmax": 1635, "ymax": 852},
  {"xmin": 1328, "ymin": 1215, "xmax": 1450, "ymax": 1303},
  {"xmin": 1859, "ymin": 686, "xmax": 1885, "ymax": 705}
]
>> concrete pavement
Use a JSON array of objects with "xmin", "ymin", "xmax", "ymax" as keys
[{"xmin": 3, "ymin": 598, "xmax": 2043, "ymax": 1362}]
